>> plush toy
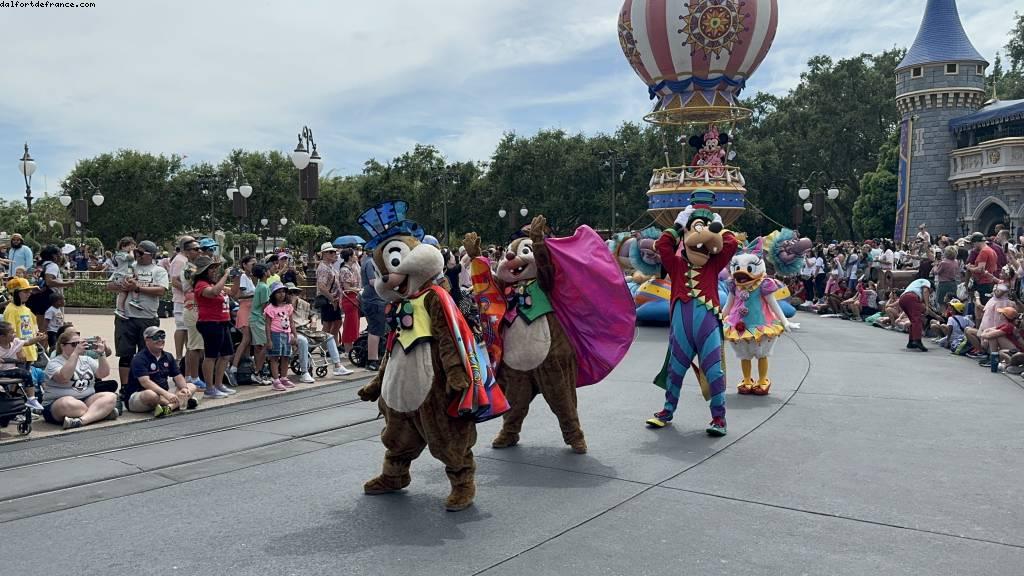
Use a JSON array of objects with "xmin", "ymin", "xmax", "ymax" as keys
[
  {"xmin": 688, "ymin": 125, "xmax": 730, "ymax": 180},
  {"xmin": 465, "ymin": 215, "xmax": 634, "ymax": 453},
  {"xmin": 648, "ymin": 190, "xmax": 738, "ymax": 436},
  {"xmin": 356, "ymin": 200, "xmax": 494, "ymax": 512},
  {"xmin": 723, "ymin": 237, "xmax": 799, "ymax": 395}
]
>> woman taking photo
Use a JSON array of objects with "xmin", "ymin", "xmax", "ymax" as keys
[
  {"xmin": 43, "ymin": 329, "xmax": 117, "ymax": 430},
  {"xmin": 192, "ymin": 255, "xmax": 235, "ymax": 399},
  {"xmin": 338, "ymin": 248, "xmax": 361, "ymax": 354},
  {"xmin": 228, "ymin": 255, "xmax": 256, "ymax": 384}
]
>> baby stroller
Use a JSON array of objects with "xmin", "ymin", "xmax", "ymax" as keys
[
  {"xmin": 290, "ymin": 326, "xmax": 331, "ymax": 378},
  {"xmin": 348, "ymin": 329, "xmax": 388, "ymax": 368},
  {"xmin": 0, "ymin": 375, "xmax": 32, "ymax": 436}
]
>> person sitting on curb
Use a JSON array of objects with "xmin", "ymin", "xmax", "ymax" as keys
[
  {"xmin": 120, "ymin": 326, "xmax": 198, "ymax": 417},
  {"xmin": 42, "ymin": 329, "xmax": 118, "ymax": 430}
]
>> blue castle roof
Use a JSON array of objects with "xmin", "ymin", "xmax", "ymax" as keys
[{"xmin": 897, "ymin": 0, "xmax": 987, "ymax": 71}]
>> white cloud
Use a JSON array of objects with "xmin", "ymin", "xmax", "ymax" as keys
[{"xmin": 0, "ymin": 0, "xmax": 1019, "ymax": 201}]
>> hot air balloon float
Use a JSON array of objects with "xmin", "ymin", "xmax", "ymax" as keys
[
  {"xmin": 619, "ymin": 0, "xmax": 778, "ymax": 224},
  {"xmin": 614, "ymin": 0, "xmax": 802, "ymax": 325}
]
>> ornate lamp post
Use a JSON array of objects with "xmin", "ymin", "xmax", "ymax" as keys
[
  {"xmin": 798, "ymin": 176, "xmax": 840, "ymax": 243},
  {"xmin": 226, "ymin": 164, "xmax": 253, "ymax": 228},
  {"xmin": 260, "ymin": 217, "xmax": 269, "ymax": 254},
  {"xmin": 19, "ymin": 143, "xmax": 37, "ymax": 214},
  {"xmin": 498, "ymin": 206, "xmax": 529, "ymax": 239},
  {"xmin": 59, "ymin": 178, "xmax": 104, "ymax": 242},
  {"xmin": 290, "ymin": 126, "xmax": 322, "ymax": 223}
]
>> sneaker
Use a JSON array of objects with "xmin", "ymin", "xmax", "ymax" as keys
[
  {"xmin": 1007, "ymin": 365, "xmax": 1024, "ymax": 375},
  {"xmin": 966, "ymin": 351, "xmax": 986, "ymax": 360},
  {"xmin": 204, "ymin": 387, "xmax": 229, "ymax": 399},
  {"xmin": 645, "ymin": 409, "xmax": 673, "ymax": 428},
  {"xmin": 333, "ymin": 365, "xmax": 354, "ymax": 376},
  {"xmin": 192, "ymin": 378, "xmax": 207, "ymax": 391},
  {"xmin": 114, "ymin": 309, "xmax": 128, "ymax": 320},
  {"xmin": 224, "ymin": 369, "xmax": 238, "ymax": 387},
  {"xmin": 154, "ymin": 404, "xmax": 170, "ymax": 418},
  {"xmin": 105, "ymin": 407, "xmax": 120, "ymax": 421},
  {"xmin": 63, "ymin": 416, "xmax": 83, "ymax": 430},
  {"xmin": 25, "ymin": 397, "xmax": 44, "ymax": 411},
  {"xmin": 365, "ymin": 360, "xmax": 380, "ymax": 372},
  {"xmin": 272, "ymin": 379, "xmax": 287, "ymax": 391},
  {"xmin": 186, "ymin": 396, "xmax": 199, "ymax": 409},
  {"xmin": 706, "ymin": 417, "xmax": 727, "ymax": 437},
  {"xmin": 299, "ymin": 372, "xmax": 315, "ymax": 383},
  {"xmin": 128, "ymin": 300, "xmax": 145, "ymax": 310},
  {"xmin": 216, "ymin": 385, "xmax": 237, "ymax": 395},
  {"xmin": 115, "ymin": 397, "xmax": 124, "ymax": 416},
  {"xmin": 281, "ymin": 378, "xmax": 296, "ymax": 388}
]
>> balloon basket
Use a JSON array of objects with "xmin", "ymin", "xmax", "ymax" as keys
[{"xmin": 643, "ymin": 104, "xmax": 752, "ymax": 128}]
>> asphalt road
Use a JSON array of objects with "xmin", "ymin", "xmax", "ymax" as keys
[{"xmin": 1, "ymin": 313, "xmax": 1022, "ymax": 575}]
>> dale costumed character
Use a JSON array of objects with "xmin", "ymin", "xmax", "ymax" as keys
[
  {"xmin": 356, "ymin": 200, "xmax": 507, "ymax": 512},
  {"xmin": 647, "ymin": 190, "xmax": 738, "ymax": 436},
  {"xmin": 723, "ymin": 237, "xmax": 799, "ymax": 395},
  {"xmin": 464, "ymin": 215, "xmax": 634, "ymax": 453}
]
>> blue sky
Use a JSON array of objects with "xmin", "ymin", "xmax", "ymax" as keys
[{"xmin": 0, "ymin": 0, "xmax": 1015, "ymax": 203}]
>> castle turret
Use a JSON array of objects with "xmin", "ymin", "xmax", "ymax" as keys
[{"xmin": 895, "ymin": 0, "xmax": 988, "ymax": 241}]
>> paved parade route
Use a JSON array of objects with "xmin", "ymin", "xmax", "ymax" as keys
[{"xmin": 1, "ymin": 313, "xmax": 1022, "ymax": 575}]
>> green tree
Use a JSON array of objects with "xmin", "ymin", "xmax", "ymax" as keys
[{"xmin": 853, "ymin": 131, "xmax": 900, "ymax": 239}]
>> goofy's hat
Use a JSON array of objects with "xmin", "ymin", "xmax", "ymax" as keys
[
  {"xmin": 358, "ymin": 200, "xmax": 425, "ymax": 250},
  {"xmin": 677, "ymin": 189, "xmax": 723, "ymax": 230}
]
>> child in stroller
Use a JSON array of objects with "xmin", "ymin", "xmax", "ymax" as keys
[{"xmin": 0, "ymin": 374, "xmax": 32, "ymax": 436}]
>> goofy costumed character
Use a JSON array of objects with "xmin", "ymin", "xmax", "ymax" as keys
[
  {"xmin": 647, "ymin": 190, "xmax": 738, "ymax": 436},
  {"xmin": 723, "ymin": 237, "xmax": 799, "ymax": 395}
]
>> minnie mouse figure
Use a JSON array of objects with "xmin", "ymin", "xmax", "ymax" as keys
[{"xmin": 687, "ymin": 125, "xmax": 730, "ymax": 180}]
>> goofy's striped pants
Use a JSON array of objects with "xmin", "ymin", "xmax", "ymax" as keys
[{"xmin": 663, "ymin": 301, "xmax": 727, "ymax": 421}]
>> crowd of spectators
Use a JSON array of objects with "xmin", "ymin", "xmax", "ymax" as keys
[
  {"xmin": 0, "ymin": 230, "xmax": 407, "ymax": 434},
  {"xmin": 795, "ymin": 222, "xmax": 1024, "ymax": 375}
]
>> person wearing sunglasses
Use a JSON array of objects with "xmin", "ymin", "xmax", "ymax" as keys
[
  {"xmin": 42, "ymin": 329, "xmax": 117, "ymax": 430},
  {"xmin": 120, "ymin": 326, "xmax": 198, "ymax": 417}
]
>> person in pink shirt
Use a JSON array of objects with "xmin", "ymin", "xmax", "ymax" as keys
[{"xmin": 264, "ymin": 282, "xmax": 296, "ymax": 391}]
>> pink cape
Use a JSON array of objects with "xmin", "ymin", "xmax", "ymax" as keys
[{"xmin": 547, "ymin": 225, "xmax": 636, "ymax": 387}]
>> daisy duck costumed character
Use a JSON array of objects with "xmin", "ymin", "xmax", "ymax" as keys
[
  {"xmin": 356, "ymin": 201, "xmax": 507, "ymax": 512},
  {"xmin": 464, "ymin": 216, "xmax": 634, "ymax": 453},
  {"xmin": 647, "ymin": 190, "xmax": 738, "ymax": 436},
  {"xmin": 723, "ymin": 237, "xmax": 799, "ymax": 396}
]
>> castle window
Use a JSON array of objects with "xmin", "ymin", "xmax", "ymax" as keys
[
  {"xmin": 977, "ymin": 64, "xmax": 985, "ymax": 75},
  {"xmin": 946, "ymin": 63, "xmax": 958, "ymax": 75},
  {"xmin": 912, "ymin": 67, "xmax": 923, "ymax": 78}
]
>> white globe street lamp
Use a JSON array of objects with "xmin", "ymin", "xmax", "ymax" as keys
[
  {"xmin": 798, "ymin": 186, "xmax": 811, "ymax": 201},
  {"xmin": 498, "ymin": 208, "xmax": 507, "ymax": 218},
  {"xmin": 226, "ymin": 185, "xmax": 238, "ymax": 200},
  {"xmin": 520, "ymin": 207, "xmax": 529, "ymax": 218},
  {"xmin": 260, "ymin": 218, "xmax": 269, "ymax": 227},
  {"xmin": 239, "ymin": 182, "xmax": 253, "ymax": 198},
  {"xmin": 290, "ymin": 136, "xmax": 310, "ymax": 170},
  {"xmin": 803, "ymin": 202, "xmax": 813, "ymax": 212},
  {"xmin": 91, "ymin": 192, "xmax": 104, "ymax": 206},
  {"xmin": 59, "ymin": 193, "xmax": 73, "ymax": 207},
  {"xmin": 827, "ymin": 185, "xmax": 840, "ymax": 200},
  {"xmin": 280, "ymin": 217, "xmax": 288, "ymax": 226}
]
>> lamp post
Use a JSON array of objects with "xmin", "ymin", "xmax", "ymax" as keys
[
  {"xmin": 260, "ymin": 217, "xmax": 269, "ymax": 255},
  {"xmin": 600, "ymin": 150, "xmax": 629, "ymax": 235},
  {"xmin": 59, "ymin": 178, "xmax": 104, "ymax": 242},
  {"xmin": 498, "ymin": 206, "xmax": 528, "ymax": 239},
  {"xmin": 290, "ymin": 126, "xmax": 322, "ymax": 223},
  {"xmin": 798, "ymin": 179, "xmax": 840, "ymax": 244},
  {"xmin": 226, "ymin": 164, "xmax": 253, "ymax": 228},
  {"xmin": 19, "ymin": 143, "xmax": 37, "ymax": 214},
  {"xmin": 432, "ymin": 167, "xmax": 460, "ymax": 244}
]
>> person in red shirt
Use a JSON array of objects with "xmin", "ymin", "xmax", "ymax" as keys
[
  {"xmin": 967, "ymin": 232, "xmax": 998, "ymax": 304},
  {"xmin": 192, "ymin": 256, "xmax": 235, "ymax": 399}
]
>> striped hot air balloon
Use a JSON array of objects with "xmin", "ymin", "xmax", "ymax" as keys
[{"xmin": 618, "ymin": 0, "xmax": 779, "ymax": 115}]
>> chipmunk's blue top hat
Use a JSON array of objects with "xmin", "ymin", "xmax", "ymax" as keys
[{"xmin": 358, "ymin": 200, "xmax": 425, "ymax": 250}]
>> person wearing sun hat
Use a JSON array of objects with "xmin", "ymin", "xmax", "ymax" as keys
[
  {"xmin": 4, "ymin": 277, "xmax": 42, "ymax": 369},
  {"xmin": 263, "ymin": 281, "xmax": 296, "ymax": 391},
  {"xmin": 191, "ymin": 254, "xmax": 236, "ymax": 398},
  {"xmin": 315, "ymin": 242, "xmax": 344, "ymax": 347}
]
